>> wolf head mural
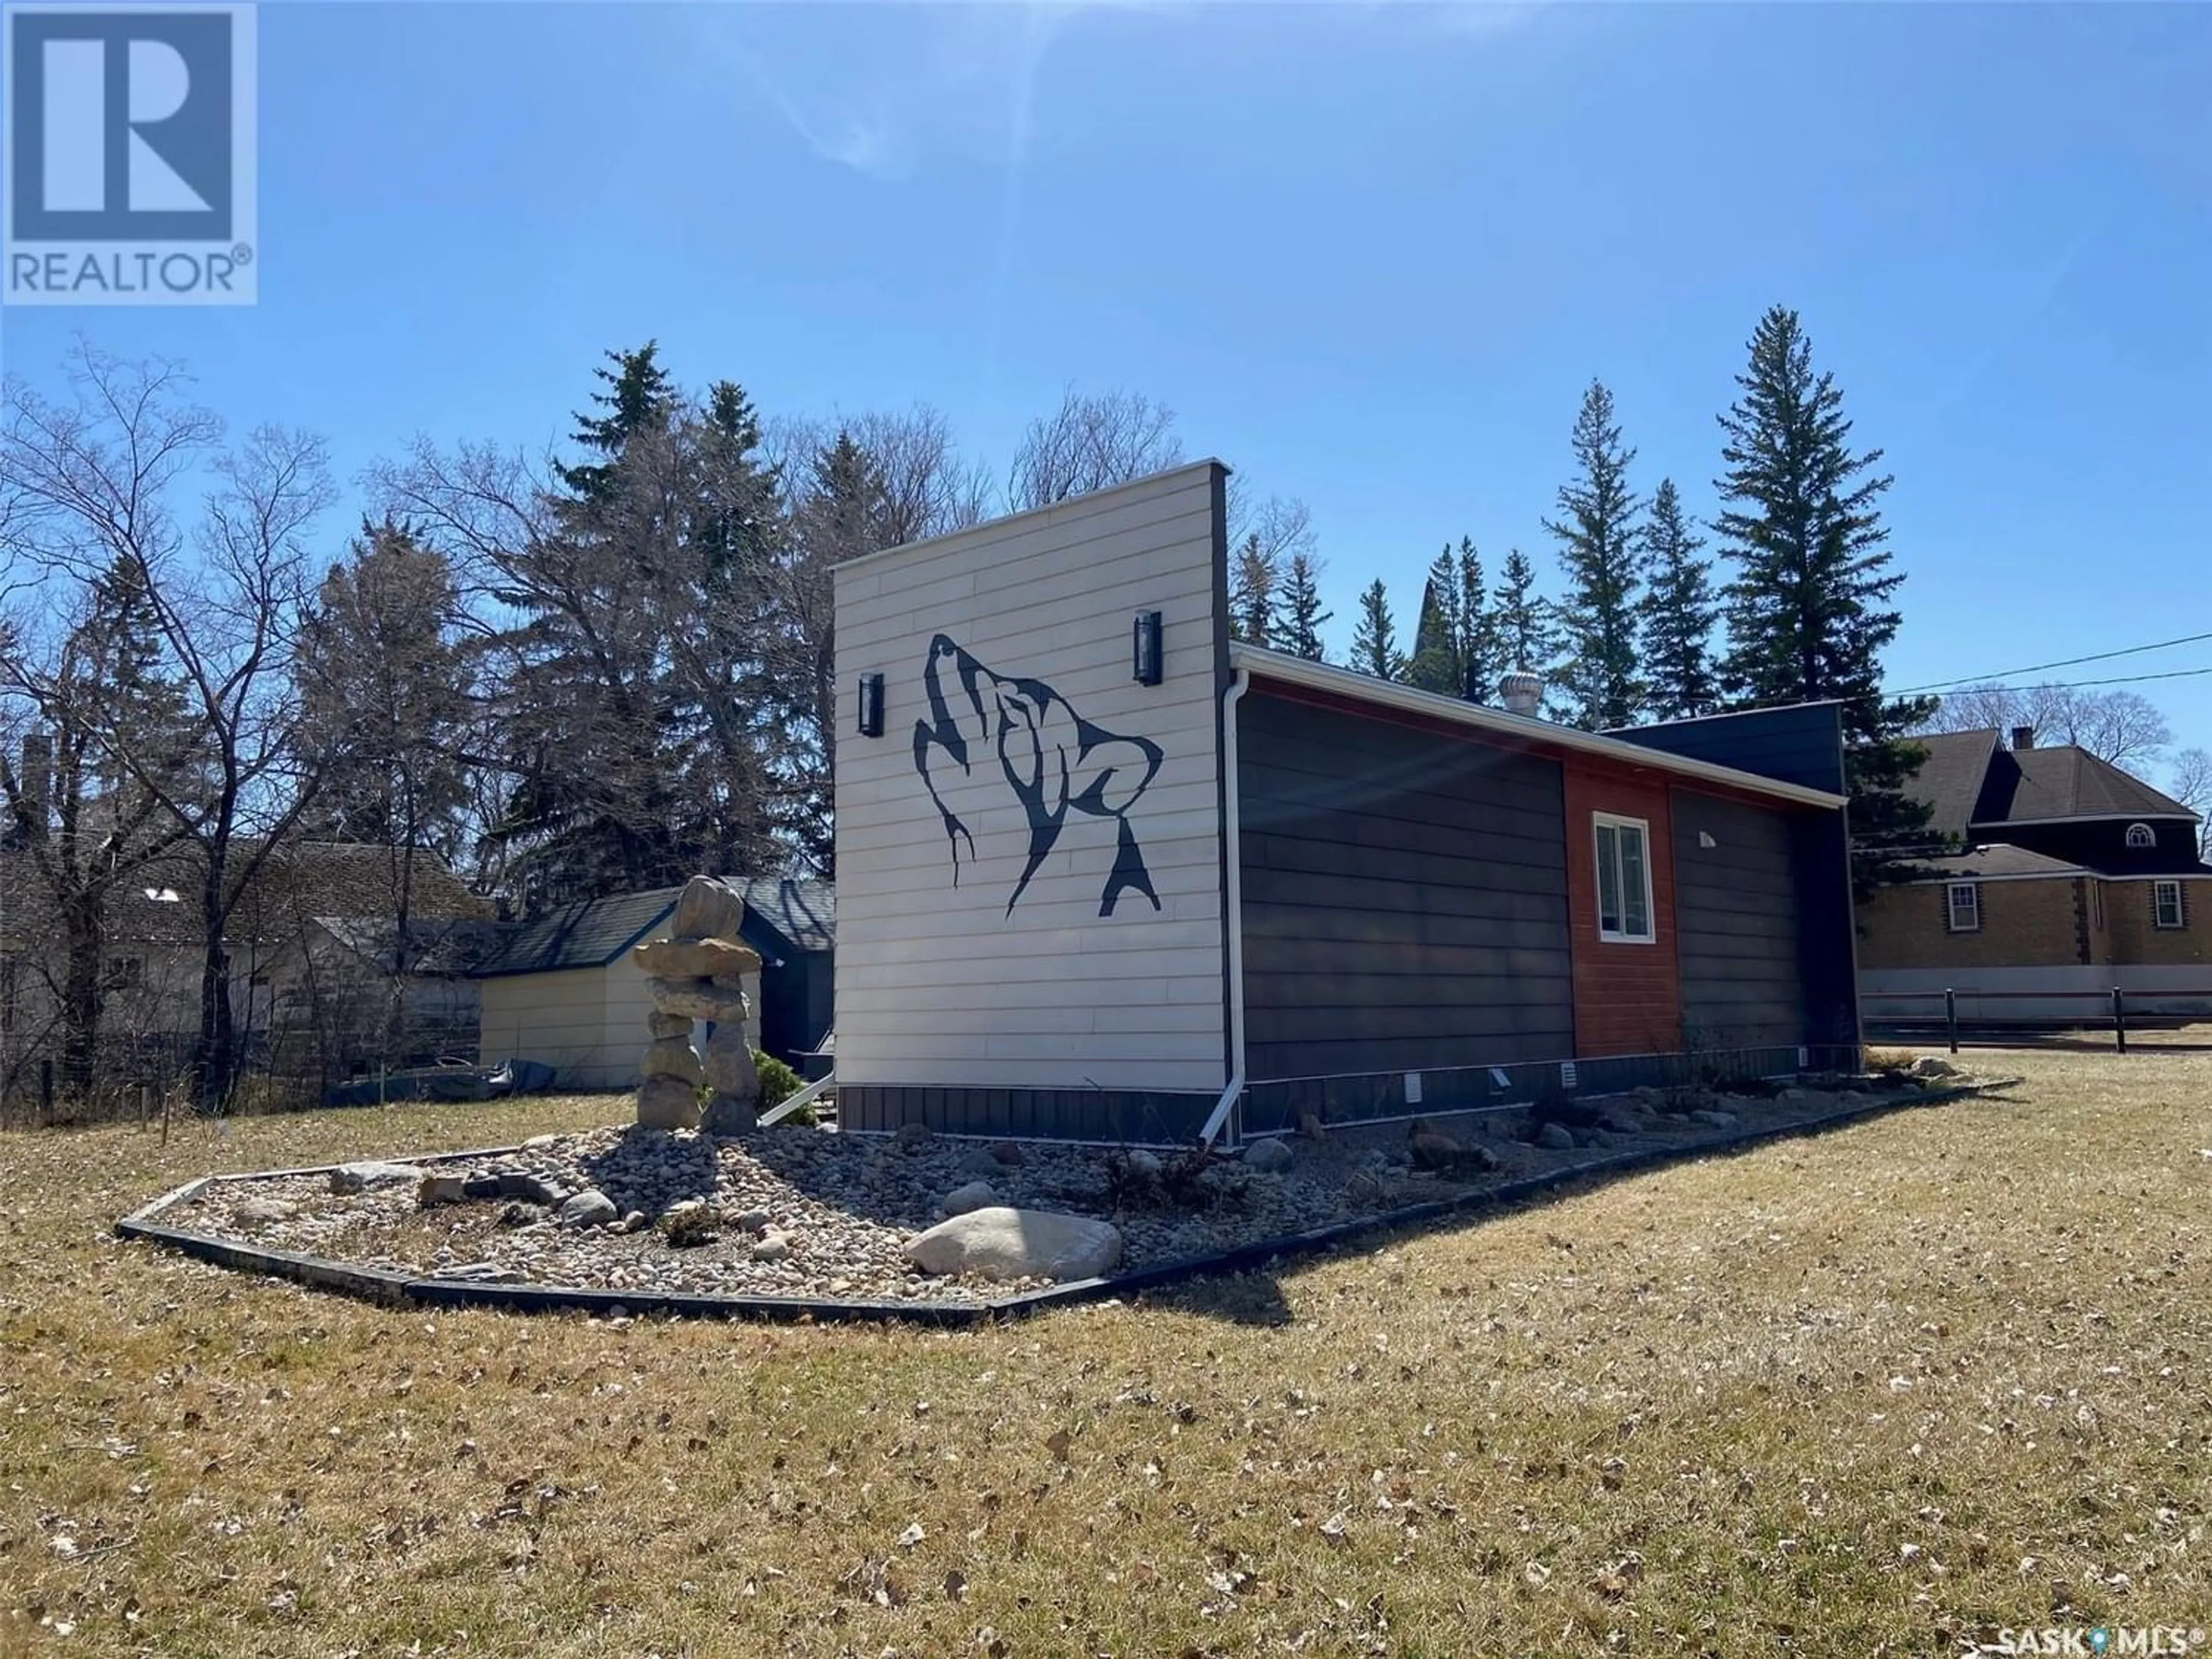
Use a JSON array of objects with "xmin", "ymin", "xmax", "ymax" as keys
[{"xmin": 912, "ymin": 633, "xmax": 1165, "ymax": 918}]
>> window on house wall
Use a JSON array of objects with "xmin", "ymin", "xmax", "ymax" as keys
[
  {"xmin": 2126, "ymin": 823, "xmax": 2156, "ymax": 850},
  {"xmin": 1946, "ymin": 882, "xmax": 1981, "ymax": 933},
  {"xmin": 2091, "ymin": 882, "xmax": 2105, "ymax": 931},
  {"xmin": 1593, "ymin": 813, "xmax": 1655, "ymax": 943},
  {"xmin": 2153, "ymin": 880, "xmax": 2186, "ymax": 930},
  {"xmin": 104, "ymin": 956, "xmax": 144, "ymax": 991},
  {"xmin": 1, "ymin": 957, "xmax": 17, "ymax": 1032}
]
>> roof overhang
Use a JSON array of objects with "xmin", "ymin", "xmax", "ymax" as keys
[
  {"xmin": 1969, "ymin": 811, "xmax": 2203, "ymax": 828},
  {"xmin": 1229, "ymin": 646, "xmax": 1849, "ymax": 810}
]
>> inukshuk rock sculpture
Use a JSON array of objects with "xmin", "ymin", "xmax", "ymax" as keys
[{"xmin": 631, "ymin": 876, "xmax": 762, "ymax": 1132}]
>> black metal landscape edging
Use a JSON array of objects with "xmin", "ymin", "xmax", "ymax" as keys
[{"xmin": 115, "ymin": 1081, "xmax": 2003, "ymax": 1326}]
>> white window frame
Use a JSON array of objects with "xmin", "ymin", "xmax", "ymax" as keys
[
  {"xmin": 1593, "ymin": 812, "xmax": 1656, "ymax": 945},
  {"xmin": 2126, "ymin": 823, "xmax": 2156, "ymax": 850},
  {"xmin": 2153, "ymin": 880, "xmax": 2185, "ymax": 930},
  {"xmin": 1946, "ymin": 881, "xmax": 1981, "ymax": 933}
]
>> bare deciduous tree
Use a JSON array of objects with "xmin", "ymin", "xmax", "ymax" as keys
[
  {"xmin": 1006, "ymin": 388, "xmax": 1183, "ymax": 510},
  {"xmin": 2, "ymin": 343, "xmax": 334, "ymax": 1107},
  {"xmin": 2168, "ymin": 746, "xmax": 2212, "ymax": 857},
  {"xmin": 1922, "ymin": 682, "xmax": 2175, "ymax": 766}
]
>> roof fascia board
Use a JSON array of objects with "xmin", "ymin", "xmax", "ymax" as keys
[
  {"xmin": 1969, "ymin": 811, "xmax": 2203, "ymax": 828},
  {"xmin": 1232, "ymin": 646, "xmax": 1846, "ymax": 809}
]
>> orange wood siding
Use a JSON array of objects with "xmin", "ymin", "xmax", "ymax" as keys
[{"xmin": 1562, "ymin": 758, "xmax": 1683, "ymax": 1058}]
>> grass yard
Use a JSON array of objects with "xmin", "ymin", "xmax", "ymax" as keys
[{"xmin": 3, "ymin": 1050, "xmax": 2209, "ymax": 1657}]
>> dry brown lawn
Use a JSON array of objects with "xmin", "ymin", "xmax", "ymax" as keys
[{"xmin": 3, "ymin": 1051, "xmax": 2210, "ymax": 1657}]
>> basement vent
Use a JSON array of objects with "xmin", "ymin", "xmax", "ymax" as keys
[{"xmin": 1559, "ymin": 1060, "xmax": 1578, "ymax": 1091}]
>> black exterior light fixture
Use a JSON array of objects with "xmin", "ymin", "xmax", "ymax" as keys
[
  {"xmin": 1132, "ymin": 610, "xmax": 1164, "ymax": 685},
  {"xmin": 857, "ymin": 672, "xmax": 885, "ymax": 737}
]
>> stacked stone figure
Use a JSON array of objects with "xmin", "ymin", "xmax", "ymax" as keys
[{"xmin": 631, "ymin": 876, "xmax": 762, "ymax": 1132}]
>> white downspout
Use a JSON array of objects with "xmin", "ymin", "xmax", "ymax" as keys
[{"xmin": 1199, "ymin": 668, "xmax": 1251, "ymax": 1149}]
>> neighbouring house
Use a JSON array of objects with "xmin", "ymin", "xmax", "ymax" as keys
[
  {"xmin": 473, "ymin": 877, "xmax": 834, "ymax": 1089},
  {"xmin": 1857, "ymin": 725, "xmax": 2212, "ymax": 1018},
  {"xmin": 0, "ymin": 840, "xmax": 496, "ymax": 1101},
  {"xmin": 830, "ymin": 460, "xmax": 1861, "ymax": 1145}
]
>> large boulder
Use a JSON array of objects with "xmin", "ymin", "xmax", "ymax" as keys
[
  {"xmin": 644, "ymin": 978, "xmax": 749, "ymax": 1024},
  {"xmin": 904, "ymin": 1207, "xmax": 1123, "ymax": 1283},
  {"xmin": 640, "ymin": 1037, "xmax": 705, "ymax": 1087},
  {"xmin": 556, "ymin": 1188, "xmax": 618, "ymax": 1228},
  {"xmin": 632, "ymin": 937, "xmax": 761, "ymax": 981},
  {"xmin": 1243, "ymin": 1137, "xmax": 1293, "ymax": 1173},
  {"xmin": 637, "ymin": 1074, "xmax": 702, "ymax": 1131},
  {"xmin": 670, "ymin": 876, "xmax": 747, "ymax": 942},
  {"xmin": 937, "ymin": 1179, "xmax": 999, "ymax": 1217}
]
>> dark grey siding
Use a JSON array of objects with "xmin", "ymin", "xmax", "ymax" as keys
[
  {"xmin": 1612, "ymin": 704, "xmax": 1846, "ymax": 795},
  {"xmin": 1671, "ymin": 789, "xmax": 1808, "ymax": 1048},
  {"xmin": 1238, "ymin": 691, "xmax": 1574, "ymax": 1081},
  {"xmin": 756, "ymin": 949, "xmax": 834, "ymax": 1074}
]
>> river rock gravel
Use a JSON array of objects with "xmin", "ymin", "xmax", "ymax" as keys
[{"xmin": 160, "ymin": 1068, "xmax": 1969, "ymax": 1309}]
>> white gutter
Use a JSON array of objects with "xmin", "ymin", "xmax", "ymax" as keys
[
  {"xmin": 1198, "ymin": 667, "xmax": 1252, "ymax": 1149},
  {"xmin": 1228, "ymin": 644, "xmax": 1849, "ymax": 810},
  {"xmin": 757, "ymin": 1068, "xmax": 835, "ymax": 1127}
]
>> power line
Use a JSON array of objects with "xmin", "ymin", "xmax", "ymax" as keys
[
  {"xmin": 1928, "ymin": 663, "xmax": 2212, "ymax": 695},
  {"xmin": 1894, "ymin": 630, "xmax": 2212, "ymax": 695}
]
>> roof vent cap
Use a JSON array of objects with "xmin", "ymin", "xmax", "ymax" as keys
[{"xmin": 1499, "ymin": 672, "xmax": 1544, "ymax": 719}]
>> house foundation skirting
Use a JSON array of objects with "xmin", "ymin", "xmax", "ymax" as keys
[{"xmin": 839, "ymin": 1043, "xmax": 1864, "ymax": 1146}]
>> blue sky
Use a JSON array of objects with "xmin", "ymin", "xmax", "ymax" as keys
[{"xmin": 5, "ymin": 1, "xmax": 2209, "ymax": 771}]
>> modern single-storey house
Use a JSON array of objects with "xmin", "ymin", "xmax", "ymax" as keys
[
  {"xmin": 1857, "ymin": 726, "xmax": 2212, "ymax": 1018},
  {"xmin": 474, "ymin": 877, "xmax": 834, "ymax": 1088},
  {"xmin": 830, "ymin": 461, "xmax": 1861, "ymax": 1145}
]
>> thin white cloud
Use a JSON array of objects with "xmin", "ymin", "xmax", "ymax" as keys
[{"xmin": 734, "ymin": 50, "xmax": 915, "ymax": 180}]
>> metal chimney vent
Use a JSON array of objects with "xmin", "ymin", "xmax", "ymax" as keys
[{"xmin": 1499, "ymin": 672, "xmax": 1544, "ymax": 718}]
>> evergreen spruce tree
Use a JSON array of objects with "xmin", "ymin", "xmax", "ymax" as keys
[
  {"xmin": 1403, "ymin": 546, "xmax": 1465, "ymax": 694},
  {"xmin": 1350, "ymin": 579, "xmax": 1404, "ymax": 680},
  {"xmin": 1228, "ymin": 532, "xmax": 1280, "ymax": 646},
  {"xmin": 1277, "ymin": 552, "xmax": 1331, "ymax": 661},
  {"xmin": 1713, "ymin": 305, "xmax": 1936, "ymax": 892},
  {"xmin": 1544, "ymin": 379, "xmax": 1646, "ymax": 729},
  {"xmin": 1455, "ymin": 536, "xmax": 1498, "ymax": 702},
  {"xmin": 1638, "ymin": 478, "xmax": 1720, "ymax": 721},
  {"xmin": 1491, "ymin": 548, "xmax": 1555, "ymax": 680}
]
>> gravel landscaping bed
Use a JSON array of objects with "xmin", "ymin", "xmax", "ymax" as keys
[{"xmin": 146, "ymin": 1066, "xmax": 1980, "ymax": 1309}]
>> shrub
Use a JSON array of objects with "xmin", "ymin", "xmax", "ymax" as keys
[{"xmin": 755, "ymin": 1050, "xmax": 810, "ymax": 1124}]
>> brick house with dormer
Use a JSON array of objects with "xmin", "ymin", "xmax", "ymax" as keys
[{"xmin": 1857, "ymin": 726, "xmax": 2212, "ymax": 1016}]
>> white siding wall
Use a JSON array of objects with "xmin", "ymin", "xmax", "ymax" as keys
[
  {"xmin": 834, "ymin": 461, "xmax": 1230, "ymax": 1093},
  {"xmin": 479, "ymin": 967, "xmax": 623, "ymax": 1088}
]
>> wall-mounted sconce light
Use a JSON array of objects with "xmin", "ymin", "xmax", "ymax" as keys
[
  {"xmin": 856, "ymin": 672, "xmax": 885, "ymax": 737},
  {"xmin": 1132, "ymin": 610, "xmax": 1163, "ymax": 685}
]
